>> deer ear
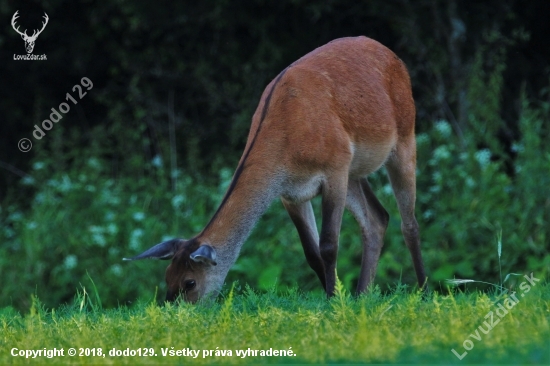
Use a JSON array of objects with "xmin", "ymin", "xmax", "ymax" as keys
[
  {"xmin": 123, "ymin": 239, "xmax": 183, "ymax": 261},
  {"xmin": 190, "ymin": 245, "xmax": 217, "ymax": 266}
]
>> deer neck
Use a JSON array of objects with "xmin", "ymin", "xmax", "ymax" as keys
[{"xmin": 198, "ymin": 161, "xmax": 282, "ymax": 270}]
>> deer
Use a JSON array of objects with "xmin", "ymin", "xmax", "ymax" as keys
[
  {"xmin": 11, "ymin": 11, "xmax": 49, "ymax": 54},
  {"xmin": 125, "ymin": 36, "xmax": 427, "ymax": 303}
]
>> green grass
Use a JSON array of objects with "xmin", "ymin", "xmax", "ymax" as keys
[{"xmin": 1, "ymin": 281, "xmax": 549, "ymax": 365}]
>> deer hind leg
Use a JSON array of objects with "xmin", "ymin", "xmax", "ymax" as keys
[
  {"xmin": 385, "ymin": 137, "xmax": 427, "ymax": 289},
  {"xmin": 346, "ymin": 178, "xmax": 389, "ymax": 295},
  {"xmin": 281, "ymin": 199, "xmax": 326, "ymax": 290}
]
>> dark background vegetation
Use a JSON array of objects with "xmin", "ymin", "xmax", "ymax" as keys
[{"xmin": 0, "ymin": 0, "xmax": 549, "ymax": 310}]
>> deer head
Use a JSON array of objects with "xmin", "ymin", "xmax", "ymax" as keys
[
  {"xmin": 11, "ymin": 11, "xmax": 49, "ymax": 54},
  {"xmin": 124, "ymin": 238, "xmax": 221, "ymax": 303}
]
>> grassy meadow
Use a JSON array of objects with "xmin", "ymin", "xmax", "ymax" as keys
[{"xmin": 1, "ymin": 279, "xmax": 549, "ymax": 365}]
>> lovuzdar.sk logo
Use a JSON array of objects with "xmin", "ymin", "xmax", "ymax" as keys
[{"xmin": 12, "ymin": 10, "xmax": 48, "ymax": 61}]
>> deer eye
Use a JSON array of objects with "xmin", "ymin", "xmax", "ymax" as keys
[{"xmin": 184, "ymin": 280, "xmax": 196, "ymax": 291}]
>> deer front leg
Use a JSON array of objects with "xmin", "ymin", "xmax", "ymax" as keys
[
  {"xmin": 319, "ymin": 175, "xmax": 348, "ymax": 297},
  {"xmin": 282, "ymin": 199, "xmax": 326, "ymax": 290}
]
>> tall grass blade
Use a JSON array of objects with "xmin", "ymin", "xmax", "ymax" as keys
[{"xmin": 86, "ymin": 271, "xmax": 102, "ymax": 311}]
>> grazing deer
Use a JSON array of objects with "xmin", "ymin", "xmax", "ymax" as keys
[
  {"xmin": 125, "ymin": 36, "xmax": 427, "ymax": 302},
  {"xmin": 11, "ymin": 11, "xmax": 49, "ymax": 54}
]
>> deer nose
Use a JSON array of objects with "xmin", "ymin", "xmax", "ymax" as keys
[{"xmin": 165, "ymin": 290, "xmax": 178, "ymax": 302}]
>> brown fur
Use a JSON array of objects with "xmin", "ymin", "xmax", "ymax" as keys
[{"xmin": 136, "ymin": 36, "xmax": 427, "ymax": 302}]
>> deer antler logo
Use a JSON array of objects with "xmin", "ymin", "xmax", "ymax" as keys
[{"xmin": 11, "ymin": 10, "xmax": 49, "ymax": 54}]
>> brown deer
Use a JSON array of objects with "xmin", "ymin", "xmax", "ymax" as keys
[
  {"xmin": 11, "ymin": 11, "xmax": 49, "ymax": 54},
  {"xmin": 125, "ymin": 36, "xmax": 427, "ymax": 303}
]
